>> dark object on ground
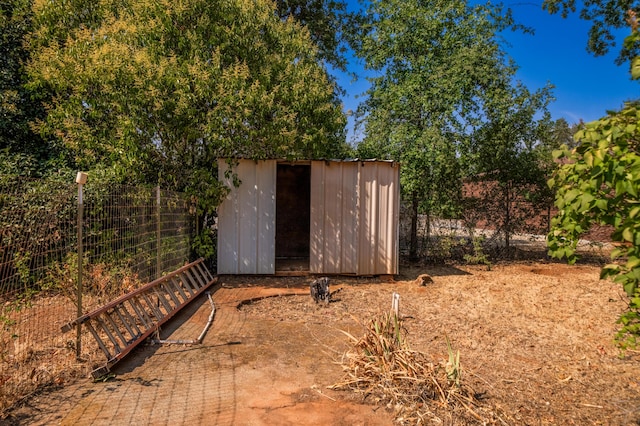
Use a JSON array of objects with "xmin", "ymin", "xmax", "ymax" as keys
[
  {"xmin": 414, "ymin": 274, "xmax": 434, "ymax": 286},
  {"xmin": 310, "ymin": 277, "xmax": 331, "ymax": 304}
]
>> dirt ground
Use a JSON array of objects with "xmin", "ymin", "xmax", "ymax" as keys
[{"xmin": 5, "ymin": 260, "xmax": 640, "ymax": 425}]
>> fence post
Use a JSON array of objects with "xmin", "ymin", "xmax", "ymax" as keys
[
  {"xmin": 391, "ymin": 292, "xmax": 400, "ymax": 317},
  {"xmin": 75, "ymin": 171, "xmax": 88, "ymax": 358},
  {"xmin": 157, "ymin": 186, "xmax": 161, "ymax": 279}
]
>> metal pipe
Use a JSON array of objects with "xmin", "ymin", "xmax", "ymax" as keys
[
  {"xmin": 156, "ymin": 186, "xmax": 161, "ymax": 279},
  {"xmin": 75, "ymin": 171, "xmax": 88, "ymax": 358},
  {"xmin": 152, "ymin": 292, "xmax": 216, "ymax": 345},
  {"xmin": 196, "ymin": 292, "xmax": 216, "ymax": 343}
]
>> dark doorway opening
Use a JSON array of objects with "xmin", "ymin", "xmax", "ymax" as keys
[{"xmin": 275, "ymin": 164, "xmax": 311, "ymax": 271}]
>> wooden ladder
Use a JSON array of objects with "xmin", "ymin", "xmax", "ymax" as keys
[{"xmin": 62, "ymin": 258, "xmax": 218, "ymax": 378}]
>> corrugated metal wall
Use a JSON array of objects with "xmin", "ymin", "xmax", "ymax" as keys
[
  {"xmin": 310, "ymin": 161, "xmax": 359, "ymax": 274},
  {"xmin": 310, "ymin": 160, "xmax": 399, "ymax": 275},
  {"xmin": 217, "ymin": 159, "xmax": 276, "ymax": 274},
  {"xmin": 357, "ymin": 161, "xmax": 400, "ymax": 275}
]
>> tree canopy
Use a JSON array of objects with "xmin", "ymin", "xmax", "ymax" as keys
[
  {"xmin": 274, "ymin": 0, "xmax": 351, "ymax": 71},
  {"xmin": 0, "ymin": 0, "xmax": 55, "ymax": 175},
  {"xmin": 353, "ymin": 0, "xmax": 553, "ymax": 255},
  {"xmin": 27, "ymin": 0, "xmax": 348, "ymax": 190}
]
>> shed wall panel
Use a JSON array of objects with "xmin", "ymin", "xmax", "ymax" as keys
[
  {"xmin": 340, "ymin": 164, "xmax": 359, "ymax": 272},
  {"xmin": 217, "ymin": 159, "xmax": 276, "ymax": 274},
  {"xmin": 310, "ymin": 162, "xmax": 358, "ymax": 274},
  {"xmin": 217, "ymin": 161, "xmax": 238, "ymax": 273},
  {"xmin": 358, "ymin": 162, "xmax": 399, "ymax": 275}
]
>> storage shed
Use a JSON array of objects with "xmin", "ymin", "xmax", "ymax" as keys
[{"xmin": 216, "ymin": 159, "xmax": 400, "ymax": 275}]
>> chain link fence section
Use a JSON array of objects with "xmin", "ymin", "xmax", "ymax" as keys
[{"xmin": 0, "ymin": 175, "xmax": 195, "ymax": 413}]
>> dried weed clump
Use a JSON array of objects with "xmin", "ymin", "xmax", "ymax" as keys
[{"xmin": 330, "ymin": 312, "xmax": 506, "ymax": 425}]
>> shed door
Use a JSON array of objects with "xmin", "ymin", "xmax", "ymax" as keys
[
  {"xmin": 310, "ymin": 161, "xmax": 400, "ymax": 275},
  {"xmin": 357, "ymin": 162, "xmax": 400, "ymax": 275},
  {"xmin": 217, "ymin": 159, "xmax": 276, "ymax": 274},
  {"xmin": 310, "ymin": 161, "xmax": 359, "ymax": 274}
]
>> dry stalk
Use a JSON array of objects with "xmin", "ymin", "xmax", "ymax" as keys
[{"xmin": 330, "ymin": 312, "xmax": 502, "ymax": 425}]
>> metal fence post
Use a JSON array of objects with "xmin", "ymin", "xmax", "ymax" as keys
[
  {"xmin": 75, "ymin": 171, "xmax": 88, "ymax": 358},
  {"xmin": 157, "ymin": 186, "xmax": 161, "ymax": 279}
]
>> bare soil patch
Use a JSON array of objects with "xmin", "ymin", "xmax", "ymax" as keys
[{"xmin": 4, "ymin": 261, "xmax": 640, "ymax": 425}]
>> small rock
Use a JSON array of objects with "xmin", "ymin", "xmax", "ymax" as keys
[{"xmin": 414, "ymin": 274, "xmax": 433, "ymax": 286}]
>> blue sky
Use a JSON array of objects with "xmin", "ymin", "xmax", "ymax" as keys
[{"xmin": 337, "ymin": 1, "xmax": 640, "ymax": 143}]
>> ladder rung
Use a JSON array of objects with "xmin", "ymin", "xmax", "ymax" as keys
[
  {"xmin": 128, "ymin": 297, "xmax": 152, "ymax": 328},
  {"xmin": 154, "ymin": 288, "xmax": 174, "ymax": 314},
  {"xmin": 180, "ymin": 273, "xmax": 197, "ymax": 294},
  {"xmin": 114, "ymin": 305, "xmax": 138, "ymax": 341},
  {"xmin": 194, "ymin": 263, "xmax": 208, "ymax": 286},
  {"xmin": 170, "ymin": 276, "xmax": 189, "ymax": 302},
  {"xmin": 177, "ymin": 274, "xmax": 195, "ymax": 295},
  {"xmin": 198, "ymin": 261, "xmax": 214, "ymax": 282},
  {"xmin": 141, "ymin": 292, "xmax": 164, "ymax": 321},
  {"xmin": 161, "ymin": 282, "xmax": 182, "ymax": 307},
  {"xmin": 95, "ymin": 316, "xmax": 122, "ymax": 354},
  {"xmin": 86, "ymin": 321, "xmax": 112, "ymax": 360},
  {"xmin": 104, "ymin": 311, "xmax": 128, "ymax": 347},
  {"xmin": 185, "ymin": 268, "xmax": 204, "ymax": 290}
]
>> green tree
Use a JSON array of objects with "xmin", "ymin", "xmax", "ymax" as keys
[
  {"xmin": 27, "ymin": 0, "xmax": 348, "ymax": 191},
  {"xmin": 546, "ymin": 118, "xmax": 581, "ymax": 151},
  {"xmin": 274, "ymin": 0, "xmax": 351, "ymax": 71},
  {"xmin": 0, "ymin": 0, "xmax": 62, "ymax": 175},
  {"xmin": 548, "ymin": 101, "xmax": 640, "ymax": 348},
  {"xmin": 353, "ymin": 0, "xmax": 548, "ymax": 258},
  {"xmin": 466, "ymin": 83, "xmax": 553, "ymax": 250},
  {"xmin": 548, "ymin": 11, "xmax": 640, "ymax": 348}
]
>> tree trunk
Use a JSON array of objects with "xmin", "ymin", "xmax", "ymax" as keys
[
  {"xmin": 410, "ymin": 190, "xmax": 419, "ymax": 259},
  {"xmin": 504, "ymin": 182, "xmax": 511, "ymax": 250},
  {"xmin": 425, "ymin": 208, "xmax": 431, "ymax": 240}
]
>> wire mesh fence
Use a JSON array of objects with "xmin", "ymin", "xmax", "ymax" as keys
[
  {"xmin": 0, "ymin": 175, "xmax": 195, "ymax": 412},
  {"xmin": 398, "ymin": 196, "xmax": 610, "ymax": 265}
]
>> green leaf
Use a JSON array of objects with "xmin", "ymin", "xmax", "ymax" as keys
[
  {"xmin": 623, "ymin": 280, "xmax": 638, "ymax": 296},
  {"xmin": 564, "ymin": 189, "xmax": 580, "ymax": 204},
  {"xmin": 632, "ymin": 57, "xmax": 640, "ymax": 80},
  {"xmin": 626, "ymin": 180, "xmax": 638, "ymax": 197},
  {"xmin": 627, "ymin": 257, "xmax": 640, "ymax": 270},
  {"xmin": 595, "ymin": 199, "xmax": 608, "ymax": 211},
  {"xmin": 579, "ymin": 193, "xmax": 595, "ymax": 211},
  {"xmin": 584, "ymin": 151, "xmax": 594, "ymax": 167},
  {"xmin": 601, "ymin": 263, "xmax": 621, "ymax": 279},
  {"xmin": 610, "ymin": 248, "xmax": 623, "ymax": 259}
]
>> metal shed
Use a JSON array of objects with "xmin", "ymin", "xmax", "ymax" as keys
[{"xmin": 217, "ymin": 159, "xmax": 400, "ymax": 275}]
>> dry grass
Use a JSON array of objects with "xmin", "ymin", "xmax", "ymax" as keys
[
  {"xmin": 239, "ymin": 262, "xmax": 640, "ymax": 425},
  {"xmin": 0, "ymin": 293, "xmax": 108, "ymax": 414},
  {"xmin": 330, "ymin": 311, "xmax": 508, "ymax": 425}
]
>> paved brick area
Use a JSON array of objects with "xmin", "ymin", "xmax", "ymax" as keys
[{"xmin": 22, "ymin": 284, "xmax": 313, "ymax": 426}]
